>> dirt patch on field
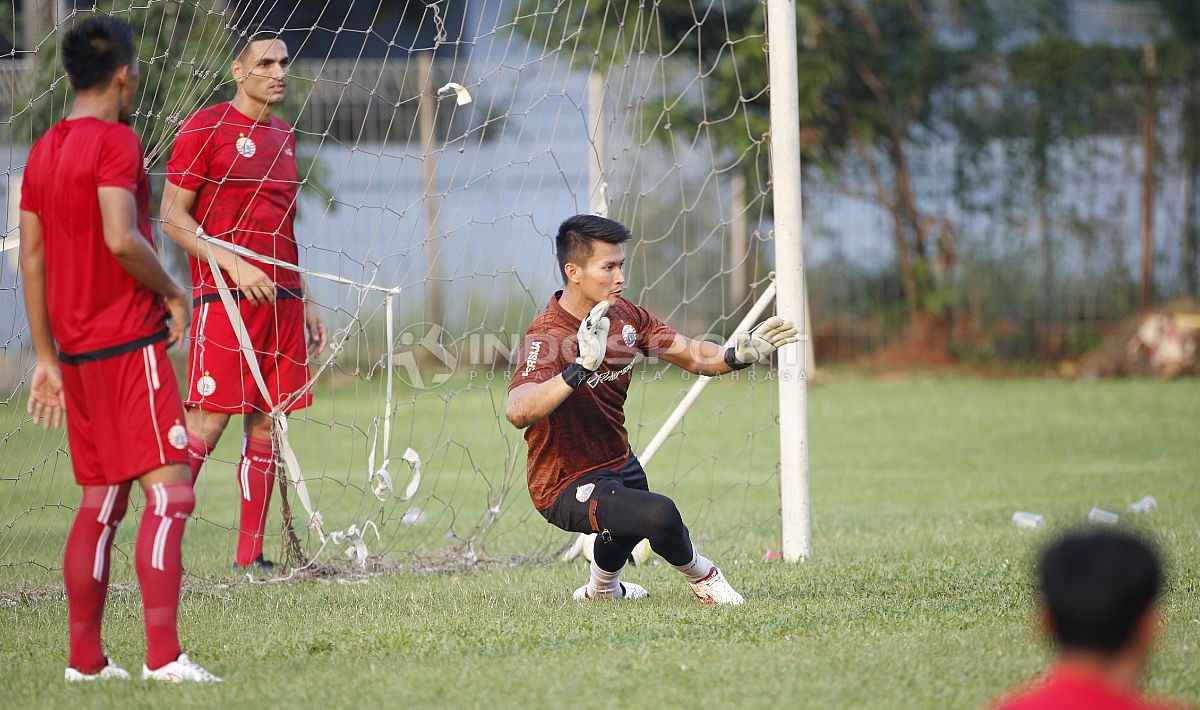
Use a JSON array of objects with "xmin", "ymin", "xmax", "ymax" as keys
[{"xmin": 1075, "ymin": 299, "xmax": 1200, "ymax": 378}]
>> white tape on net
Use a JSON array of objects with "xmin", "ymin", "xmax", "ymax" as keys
[
  {"xmin": 328, "ymin": 521, "xmax": 380, "ymax": 566},
  {"xmin": 400, "ymin": 447, "xmax": 421, "ymax": 500},
  {"xmin": 366, "ymin": 422, "xmax": 393, "ymax": 501},
  {"xmin": 437, "ymin": 82, "xmax": 473, "ymax": 106}
]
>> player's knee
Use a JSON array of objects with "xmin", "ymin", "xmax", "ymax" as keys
[
  {"xmin": 152, "ymin": 481, "xmax": 196, "ymax": 518},
  {"xmin": 243, "ymin": 412, "xmax": 273, "ymax": 440},
  {"xmin": 80, "ymin": 484, "xmax": 132, "ymax": 525},
  {"xmin": 642, "ymin": 496, "xmax": 685, "ymax": 541},
  {"xmin": 187, "ymin": 409, "xmax": 231, "ymax": 446}
]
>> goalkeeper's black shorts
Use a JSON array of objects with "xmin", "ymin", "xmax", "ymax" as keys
[{"xmin": 540, "ymin": 454, "xmax": 694, "ymax": 567}]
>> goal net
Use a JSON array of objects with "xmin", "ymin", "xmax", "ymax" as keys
[{"xmin": 0, "ymin": 0, "xmax": 786, "ymax": 590}]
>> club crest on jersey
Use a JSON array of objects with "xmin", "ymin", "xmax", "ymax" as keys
[
  {"xmin": 235, "ymin": 135, "xmax": 257, "ymax": 158},
  {"xmin": 621, "ymin": 323, "xmax": 637, "ymax": 347},
  {"xmin": 167, "ymin": 423, "xmax": 187, "ymax": 451},
  {"xmin": 284, "ymin": 146, "xmax": 294, "ymax": 157},
  {"xmin": 196, "ymin": 373, "xmax": 217, "ymax": 397},
  {"xmin": 575, "ymin": 483, "xmax": 596, "ymax": 502}
]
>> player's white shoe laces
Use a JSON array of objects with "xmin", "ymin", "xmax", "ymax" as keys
[
  {"xmin": 65, "ymin": 658, "xmax": 130, "ymax": 681},
  {"xmin": 689, "ymin": 566, "xmax": 745, "ymax": 605},
  {"xmin": 572, "ymin": 581, "xmax": 649, "ymax": 601},
  {"xmin": 142, "ymin": 653, "xmax": 221, "ymax": 683}
]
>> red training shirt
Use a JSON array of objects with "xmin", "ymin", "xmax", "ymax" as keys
[
  {"xmin": 509, "ymin": 292, "xmax": 678, "ymax": 510},
  {"xmin": 20, "ymin": 118, "xmax": 164, "ymax": 356},
  {"xmin": 992, "ymin": 664, "xmax": 1189, "ymax": 710},
  {"xmin": 164, "ymin": 102, "xmax": 301, "ymax": 300}
]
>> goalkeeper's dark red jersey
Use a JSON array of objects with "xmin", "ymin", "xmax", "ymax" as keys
[
  {"xmin": 165, "ymin": 101, "xmax": 302, "ymax": 301},
  {"xmin": 21, "ymin": 118, "xmax": 164, "ymax": 357},
  {"xmin": 510, "ymin": 291, "xmax": 676, "ymax": 510}
]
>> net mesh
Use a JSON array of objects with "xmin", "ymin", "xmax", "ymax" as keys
[{"xmin": 0, "ymin": 0, "xmax": 782, "ymax": 588}]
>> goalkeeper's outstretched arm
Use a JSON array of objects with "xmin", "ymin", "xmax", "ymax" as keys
[{"xmin": 660, "ymin": 317, "xmax": 799, "ymax": 376}]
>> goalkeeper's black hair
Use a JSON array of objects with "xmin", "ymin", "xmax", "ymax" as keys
[
  {"xmin": 1038, "ymin": 528, "xmax": 1162, "ymax": 655},
  {"xmin": 556, "ymin": 214, "xmax": 631, "ymax": 283},
  {"xmin": 61, "ymin": 16, "xmax": 136, "ymax": 92},
  {"xmin": 233, "ymin": 26, "xmax": 282, "ymax": 61}
]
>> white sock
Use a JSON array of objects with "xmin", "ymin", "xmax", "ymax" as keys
[
  {"xmin": 587, "ymin": 561, "xmax": 624, "ymax": 598},
  {"xmin": 671, "ymin": 551, "xmax": 715, "ymax": 583}
]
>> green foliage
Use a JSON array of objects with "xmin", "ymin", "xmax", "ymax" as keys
[{"xmin": 9, "ymin": 1, "xmax": 230, "ymax": 158}]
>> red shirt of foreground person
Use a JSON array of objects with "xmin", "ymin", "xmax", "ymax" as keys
[{"xmin": 991, "ymin": 529, "xmax": 1190, "ymax": 710}]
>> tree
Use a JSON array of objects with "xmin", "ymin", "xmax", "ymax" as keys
[
  {"xmin": 1152, "ymin": 0, "xmax": 1200, "ymax": 296},
  {"xmin": 10, "ymin": 1, "xmax": 229, "ymax": 157}
]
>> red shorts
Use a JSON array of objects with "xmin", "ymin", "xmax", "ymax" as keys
[
  {"xmin": 61, "ymin": 339, "xmax": 189, "ymax": 486},
  {"xmin": 186, "ymin": 297, "xmax": 313, "ymax": 413}
]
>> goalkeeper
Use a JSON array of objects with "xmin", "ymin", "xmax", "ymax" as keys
[{"xmin": 506, "ymin": 215, "xmax": 797, "ymax": 604}]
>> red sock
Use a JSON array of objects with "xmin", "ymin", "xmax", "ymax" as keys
[
  {"xmin": 64, "ymin": 483, "xmax": 131, "ymax": 674},
  {"xmin": 236, "ymin": 436, "xmax": 275, "ymax": 566},
  {"xmin": 186, "ymin": 432, "xmax": 210, "ymax": 486},
  {"xmin": 135, "ymin": 480, "xmax": 194, "ymax": 670}
]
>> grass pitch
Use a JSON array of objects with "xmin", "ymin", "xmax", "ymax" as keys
[{"xmin": 1, "ymin": 374, "xmax": 1197, "ymax": 708}]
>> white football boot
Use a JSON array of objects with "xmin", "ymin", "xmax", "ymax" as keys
[
  {"xmin": 64, "ymin": 658, "xmax": 130, "ymax": 682},
  {"xmin": 142, "ymin": 653, "xmax": 221, "ymax": 683},
  {"xmin": 572, "ymin": 581, "xmax": 649, "ymax": 601},
  {"xmin": 688, "ymin": 566, "xmax": 745, "ymax": 605}
]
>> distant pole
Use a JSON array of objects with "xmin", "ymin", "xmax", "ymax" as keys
[
  {"xmin": 766, "ymin": 0, "xmax": 810, "ymax": 561},
  {"xmin": 22, "ymin": 0, "xmax": 64, "ymax": 55},
  {"xmin": 730, "ymin": 172, "xmax": 749, "ymax": 310},
  {"xmin": 587, "ymin": 71, "xmax": 608, "ymax": 217},
  {"xmin": 1140, "ymin": 43, "xmax": 1158, "ymax": 312},
  {"xmin": 418, "ymin": 51, "xmax": 444, "ymax": 327}
]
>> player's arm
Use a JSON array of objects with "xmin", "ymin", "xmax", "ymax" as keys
[
  {"xmin": 98, "ymin": 187, "xmax": 190, "ymax": 346},
  {"xmin": 659, "ymin": 318, "xmax": 799, "ymax": 376},
  {"xmin": 658, "ymin": 334, "xmax": 734, "ymax": 376},
  {"xmin": 18, "ymin": 209, "xmax": 65, "ymax": 428},
  {"xmin": 159, "ymin": 179, "xmax": 276, "ymax": 305},
  {"xmin": 301, "ymin": 277, "xmax": 328, "ymax": 358},
  {"xmin": 506, "ymin": 302, "xmax": 611, "ymax": 429},
  {"xmin": 505, "ymin": 378, "xmax": 575, "ymax": 429}
]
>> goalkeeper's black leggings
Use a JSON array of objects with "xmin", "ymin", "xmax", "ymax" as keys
[{"xmin": 541, "ymin": 455, "xmax": 695, "ymax": 572}]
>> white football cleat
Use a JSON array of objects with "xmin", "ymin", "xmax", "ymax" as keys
[
  {"xmin": 689, "ymin": 566, "xmax": 745, "ymax": 605},
  {"xmin": 142, "ymin": 653, "xmax": 221, "ymax": 683},
  {"xmin": 572, "ymin": 581, "xmax": 649, "ymax": 601},
  {"xmin": 64, "ymin": 658, "xmax": 130, "ymax": 682}
]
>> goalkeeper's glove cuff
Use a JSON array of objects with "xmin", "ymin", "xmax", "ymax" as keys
[
  {"xmin": 563, "ymin": 363, "xmax": 593, "ymax": 389},
  {"xmin": 724, "ymin": 347, "xmax": 752, "ymax": 371}
]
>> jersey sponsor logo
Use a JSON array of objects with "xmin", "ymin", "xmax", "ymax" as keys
[
  {"xmin": 235, "ymin": 135, "xmax": 257, "ymax": 158},
  {"xmin": 521, "ymin": 341, "xmax": 543, "ymax": 377},
  {"xmin": 196, "ymin": 373, "xmax": 217, "ymax": 397},
  {"xmin": 586, "ymin": 361, "xmax": 636, "ymax": 388},
  {"xmin": 168, "ymin": 423, "xmax": 188, "ymax": 450},
  {"xmin": 575, "ymin": 483, "xmax": 595, "ymax": 502},
  {"xmin": 621, "ymin": 323, "xmax": 637, "ymax": 347}
]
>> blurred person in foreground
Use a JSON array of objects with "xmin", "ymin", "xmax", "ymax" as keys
[{"xmin": 992, "ymin": 529, "xmax": 1187, "ymax": 710}]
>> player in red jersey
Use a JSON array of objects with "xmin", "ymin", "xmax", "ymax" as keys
[
  {"xmin": 160, "ymin": 29, "xmax": 327, "ymax": 571},
  {"xmin": 992, "ymin": 530, "xmax": 1187, "ymax": 710},
  {"xmin": 507, "ymin": 215, "xmax": 797, "ymax": 604},
  {"xmin": 20, "ymin": 16, "xmax": 218, "ymax": 682}
]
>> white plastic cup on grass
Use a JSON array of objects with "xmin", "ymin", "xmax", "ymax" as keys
[
  {"xmin": 1012, "ymin": 512, "xmax": 1045, "ymax": 530},
  {"xmin": 1087, "ymin": 507, "xmax": 1119, "ymax": 525},
  {"xmin": 1127, "ymin": 496, "xmax": 1158, "ymax": 514}
]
